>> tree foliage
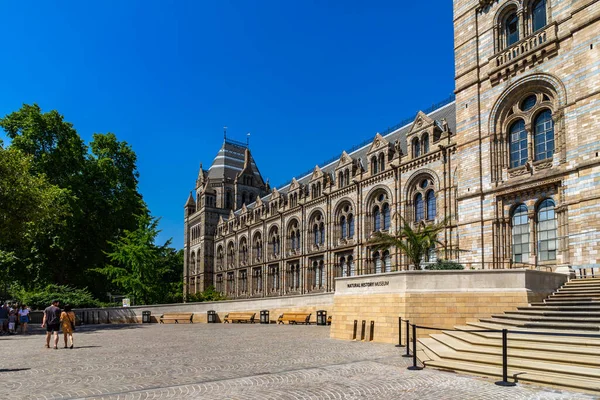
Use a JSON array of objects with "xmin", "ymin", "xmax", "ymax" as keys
[
  {"xmin": 11, "ymin": 284, "xmax": 104, "ymax": 310},
  {"xmin": 368, "ymin": 218, "xmax": 447, "ymax": 270},
  {"xmin": 0, "ymin": 104, "xmax": 182, "ymax": 305},
  {"xmin": 94, "ymin": 214, "xmax": 183, "ymax": 305},
  {"xmin": 186, "ymin": 286, "xmax": 227, "ymax": 303}
]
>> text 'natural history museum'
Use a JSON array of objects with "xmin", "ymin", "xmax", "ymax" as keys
[{"xmin": 183, "ymin": 0, "xmax": 600, "ymax": 300}]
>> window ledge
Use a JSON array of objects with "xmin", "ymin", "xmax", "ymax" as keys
[{"xmin": 489, "ymin": 23, "xmax": 558, "ymax": 86}]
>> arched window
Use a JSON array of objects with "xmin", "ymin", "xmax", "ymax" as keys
[
  {"xmin": 318, "ymin": 260, "xmax": 325, "ymax": 287},
  {"xmin": 413, "ymin": 138, "xmax": 420, "ymax": 158},
  {"xmin": 505, "ymin": 12, "xmax": 519, "ymax": 47},
  {"xmin": 296, "ymin": 231, "xmax": 301, "ymax": 250},
  {"xmin": 532, "ymin": 0, "xmax": 547, "ymax": 32},
  {"xmin": 241, "ymin": 193, "xmax": 247, "ymax": 206},
  {"xmin": 422, "ymin": 133, "xmax": 429, "ymax": 154},
  {"xmin": 239, "ymin": 238, "xmax": 248, "ymax": 265},
  {"xmin": 426, "ymin": 190, "xmax": 436, "ymax": 220},
  {"xmin": 373, "ymin": 206, "xmax": 381, "ymax": 231},
  {"xmin": 378, "ymin": 153, "xmax": 385, "ymax": 172},
  {"xmin": 534, "ymin": 109, "xmax": 554, "ymax": 161},
  {"xmin": 217, "ymin": 246, "xmax": 224, "ymax": 270},
  {"xmin": 509, "ymin": 119, "xmax": 527, "ymax": 168},
  {"xmin": 512, "ymin": 204, "xmax": 529, "ymax": 263},
  {"xmin": 415, "ymin": 193, "xmax": 424, "ymax": 222},
  {"xmin": 348, "ymin": 214, "xmax": 355, "ymax": 238},
  {"xmin": 313, "ymin": 224, "xmax": 319, "ymax": 245},
  {"xmin": 348, "ymin": 255, "xmax": 355, "ymax": 276},
  {"xmin": 382, "ymin": 203, "xmax": 390, "ymax": 230},
  {"xmin": 253, "ymin": 235, "xmax": 262, "ymax": 262},
  {"xmin": 319, "ymin": 223, "xmax": 325, "ymax": 245},
  {"xmin": 291, "ymin": 233, "xmax": 296, "ymax": 250},
  {"xmin": 340, "ymin": 216, "xmax": 347, "ymax": 239},
  {"xmin": 373, "ymin": 251, "xmax": 381, "ymax": 274},
  {"xmin": 537, "ymin": 199, "xmax": 557, "ymax": 261},
  {"xmin": 340, "ymin": 257, "xmax": 347, "ymax": 277},
  {"xmin": 371, "ymin": 156, "xmax": 378, "ymax": 174},
  {"xmin": 344, "ymin": 169, "xmax": 350, "ymax": 186},
  {"xmin": 383, "ymin": 250, "xmax": 391, "ymax": 273},
  {"xmin": 338, "ymin": 171, "xmax": 344, "ymax": 188}
]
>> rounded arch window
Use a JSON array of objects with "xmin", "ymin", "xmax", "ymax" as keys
[
  {"xmin": 411, "ymin": 177, "xmax": 435, "ymax": 222},
  {"xmin": 537, "ymin": 198, "xmax": 557, "ymax": 261},
  {"xmin": 371, "ymin": 192, "xmax": 390, "ymax": 232},
  {"xmin": 534, "ymin": 109, "xmax": 554, "ymax": 161},
  {"xmin": 505, "ymin": 12, "xmax": 519, "ymax": 47},
  {"xmin": 511, "ymin": 204, "xmax": 529, "ymax": 263},
  {"xmin": 509, "ymin": 119, "xmax": 527, "ymax": 168},
  {"xmin": 521, "ymin": 95, "xmax": 537, "ymax": 112},
  {"xmin": 532, "ymin": 0, "xmax": 547, "ymax": 32},
  {"xmin": 337, "ymin": 201, "xmax": 355, "ymax": 241}
]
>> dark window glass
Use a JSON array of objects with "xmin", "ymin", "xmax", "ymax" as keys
[
  {"xmin": 521, "ymin": 95, "xmax": 537, "ymax": 111},
  {"xmin": 348, "ymin": 214, "xmax": 355, "ymax": 238},
  {"xmin": 534, "ymin": 109, "xmax": 554, "ymax": 161},
  {"xmin": 413, "ymin": 138, "xmax": 420, "ymax": 158},
  {"xmin": 537, "ymin": 199, "xmax": 557, "ymax": 261},
  {"xmin": 426, "ymin": 190, "xmax": 436, "ymax": 220},
  {"xmin": 383, "ymin": 204, "xmax": 390, "ymax": 230},
  {"xmin": 532, "ymin": 0, "xmax": 547, "ymax": 32},
  {"xmin": 340, "ymin": 216, "xmax": 347, "ymax": 239},
  {"xmin": 509, "ymin": 119, "xmax": 528, "ymax": 168},
  {"xmin": 415, "ymin": 193, "xmax": 424, "ymax": 221},
  {"xmin": 505, "ymin": 13, "xmax": 519, "ymax": 46},
  {"xmin": 423, "ymin": 133, "xmax": 429, "ymax": 154},
  {"xmin": 512, "ymin": 204, "xmax": 529, "ymax": 263},
  {"xmin": 373, "ymin": 206, "xmax": 381, "ymax": 231}
]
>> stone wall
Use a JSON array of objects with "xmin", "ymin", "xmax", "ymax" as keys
[
  {"xmin": 78, "ymin": 292, "xmax": 333, "ymax": 324},
  {"xmin": 330, "ymin": 269, "xmax": 567, "ymax": 343}
]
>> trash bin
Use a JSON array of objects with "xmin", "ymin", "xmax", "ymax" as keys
[
  {"xmin": 260, "ymin": 310, "xmax": 269, "ymax": 324},
  {"xmin": 207, "ymin": 310, "xmax": 217, "ymax": 323},
  {"xmin": 142, "ymin": 311, "xmax": 151, "ymax": 323},
  {"xmin": 316, "ymin": 310, "xmax": 327, "ymax": 326}
]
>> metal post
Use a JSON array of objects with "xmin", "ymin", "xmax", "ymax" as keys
[
  {"xmin": 352, "ymin": 320, "xmax": 357, "ymax": 340},
  {"xmin": 369, "ymin": 321, "xmax": 374, "ymax": 342},
  {"xmin": 395, "ymin": 317, "xmax": 403, "ymax": 347},
  {"xmin": 495, "ymin": 329, "xmax": 516, "ymax": 386},
  {"xmin": 361, "ymin": 320, "xmax": 366, "ymax": 341},
  {"xmin": 407, "ymin": 323, "xmax": 423, "ymax": 370},
  {"xmin": 403, "ymin": 320, "xmax": 411, "ymax": 357}
]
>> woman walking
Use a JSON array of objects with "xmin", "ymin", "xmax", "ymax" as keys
[
  {"xmin": 60, "ymin": 304, "xmax": 75, "ymax": 349},
  {"xmin": 18, "ymin": 304, "xmax": 30, "ymax": 334}
]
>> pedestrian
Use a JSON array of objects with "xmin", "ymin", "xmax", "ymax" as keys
[
  {"xmin": 60, "ymin": 304, "xmax": 75, "ymax": 349},
  {"xmin": 18, "ymin": 304, "xmax": 30, "ymax": 334},
  {"xmin": 8, "ymin": 310, "xmax": 17, "ymax": 334},
  {"xmin": 0, "ymin": 303, "xmax": 8, "ymax": 335},
  {"xmin": 42, "ymin": 300, "xmax": 61, "ymax": 349}
]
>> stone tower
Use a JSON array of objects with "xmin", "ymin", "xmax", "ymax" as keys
[
  {"xmin": 184, "ymin": 138, "xmax": 268, "ymax": 297},
  {"xmin": 453, "ymin": 0, "xmax": 600, "ymax": 270}
]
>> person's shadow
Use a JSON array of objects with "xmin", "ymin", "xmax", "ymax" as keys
[{"xmin": 0, "ymin": 368, "xmax": 30, "ymax": 373}]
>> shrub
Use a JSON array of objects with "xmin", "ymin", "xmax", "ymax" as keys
[
  {"xmin": 187, "ymin": 286, "xmax": 226, "ymax": 303},
  {"xmin": 12, "ymin": 284, "xmax": 103, "ymax": 310},
  {"xmin": 424, "ymin": 260, "xmax": 465, "ymax": 270}
]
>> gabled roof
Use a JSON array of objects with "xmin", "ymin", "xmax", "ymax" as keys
[{"xmin": 184, "ymin": 191, "xmax": 195, "ymax": 208}]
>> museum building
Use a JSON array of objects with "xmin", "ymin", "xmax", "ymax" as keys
[{"xmin": 183, "ymin": 0, "xmax": 600, "ymax": 299}]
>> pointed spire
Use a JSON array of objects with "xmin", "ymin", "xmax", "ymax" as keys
[{"xmin": 184, "ymin": 191, "xmax": 196, "ymax": 208}]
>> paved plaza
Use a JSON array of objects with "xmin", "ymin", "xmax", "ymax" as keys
[{"xmin": 0, "ymin": 323, "xmax": 595, "ymax": 400}]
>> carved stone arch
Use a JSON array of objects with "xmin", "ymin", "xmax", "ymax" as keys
[
  {"xmin": 405, "ymin": 168, "xmax": 440, "ymax": 198},
  {"xmin": 333, "ymin": 197, "xmax": 356, "ymax": 218},
  {"xmin": 286, "ymin": 216, "xmax": 300, "ymax": 231},
  {"xmin": 364, "ymin": 185, "xmax": 393, "ymax": 208},
  {"xmin": 267, "ymin": 223, "xmax": 280, "ymax": 237},
  {"xmin": 489, "ymin": 73, "xmax": 566, "ymax": 135},
  {"xmin": 494, "ymin": 0, "xmax": 522, "ymax": 26},
  {"xmin": 307, "ymin": 207, "xmax": 326, "ymax": 224}
]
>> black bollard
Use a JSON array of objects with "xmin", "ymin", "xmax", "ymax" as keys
[
  {"xmin": 395, "ymin": 317, "xmax": 403, "ymax": 347},
  {"xmin": 403, "ymin": 319, "xmax": 411, "ymax": 357},
  {"xmin": 495, "ymin": 329, "xmax": 516, "ymax": 386},
  {"xmin": 407, "ymin": 323, "xmax": 423, "ymax": 370},
  {"xmin": 352, "ymin": 320, "xmax": 358, "ymax": 340}
]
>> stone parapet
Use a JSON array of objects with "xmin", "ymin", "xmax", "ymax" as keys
[{"xmin": 330, "ymin": 269, "xmax": 568, "ymax": 343}]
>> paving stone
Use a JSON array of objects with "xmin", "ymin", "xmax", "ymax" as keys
[{"xmin": 0, "ymin": 324, "xmax": 594, "ymax": 399}]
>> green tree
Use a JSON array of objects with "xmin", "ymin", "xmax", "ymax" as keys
[
  {"xmin": 0, "ymin": 146, "xmax": 69, "ymax": 287},
  {"xmin": 367, "ymin": 218, "xmax": 447, "ymax": 270},
  {"xmin": 0, "ymin": 105, "xmax": 146, "ymax": 295},
  {"xmin": 95, "ymin": 214, "xmax": 182, "ymax": 305}
]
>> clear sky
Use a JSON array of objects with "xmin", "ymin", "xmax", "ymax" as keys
[{"xmin": 0, "ymin": 0, "xmax": 455, "ymax": 249}]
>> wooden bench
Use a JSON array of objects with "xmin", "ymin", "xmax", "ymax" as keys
[
  {"xmin": 277, "ymin": 312, "xmax": 311, "ymax": 325},
  {"xmin": 159, "ymin": 313, "xmax": 194, "ymax": 324},
  {"xmin": 223, "ymin": 312, "xmax": 256, "ymax": 323}
]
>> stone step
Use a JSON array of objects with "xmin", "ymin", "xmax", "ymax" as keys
[
  {"xmin": 419, "ymin": 337, "xmax": 600, "ymax": 379},
  {"xmin": 504, "ymin": 307, "xmax": 600, "ymax": 319},
  {"xmin": 520, "ymin": 305, "xmax": 600, "ymax": 312},
  {"xmin": 543, "ymin": 298, "xmax": 600, "ymax": 304},
  {"xmin": 558, "ymin": 285, "xmax": 600, "ymax": 291},
  {"xmin": 550, "ymin": 293, "xmax": 600, "ymax": 298},
  {"xmin": 567, "ymin": 277, "xmax": 600, "ymax": 283},
  {"xmin": 422, "ymin": 358, "xmax": 600, "ymax": 393},
  {"xmin": 428, "ymin": 333, "xmax": 600, "ymax": 367},
  {"xmin": 478, "ymin": 318, "xmax": 600, "ymax": 331},
  {"xmin": 555, "ymin": 289, "xmax": 600, "ymax": 296},
  {"xmin": 493, "ymin": 313, "xmax": 600, "ymax": 323},
  {"xmin": 442, "ymin": 330, "xmax": 600, "ymax": 357},
  {"xmin": 460, "ymin": 323, "xmax": 600, "ymax": 346}
]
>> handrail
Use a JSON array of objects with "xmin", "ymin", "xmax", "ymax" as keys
[{"xmin": 398, "ymin": 316, "xmax": 600, "ymax": 386}]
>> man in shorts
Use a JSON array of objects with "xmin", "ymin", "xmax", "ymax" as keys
[{"xmin": 42, "ymin": 300, "xmax": 61, "ymax": 349}]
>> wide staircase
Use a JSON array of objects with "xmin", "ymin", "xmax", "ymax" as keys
[{"xmin": 417, "ymin": 277, "xmax": 600, "ymax": 393}]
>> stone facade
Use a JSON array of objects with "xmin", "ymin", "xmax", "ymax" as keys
[{"xmin": 184, "ymin": 0, "xmax": 600, "ymax": 299}]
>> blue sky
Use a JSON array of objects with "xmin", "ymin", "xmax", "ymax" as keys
[{"xmin": 0, "ymin": 1, "xmax": 455, "ymax": 249}]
